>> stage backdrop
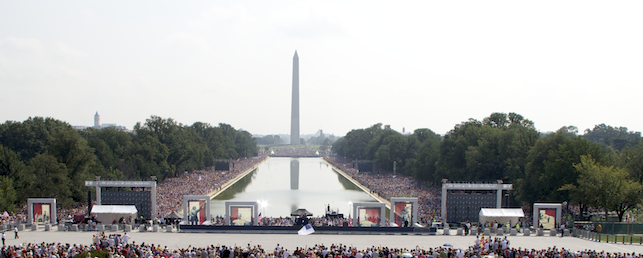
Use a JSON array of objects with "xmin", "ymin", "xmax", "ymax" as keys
[
  {"xmin": 231, "ymin": 207, "xmax": 252, "ymax": 226},
  {"xmin": 33, "ymin": 203, "xmax": 51, "ymax": 224},
  {"xmin": 188, "ymin": 200, "xmax": 206, "ymax": 225},
  {"xmin": 394, "ymin": 203, "xmax": 413, "ymax": 227},
  {"xmin": 358, "ymin": 208, "xmax": 380, "ymax": 227}
]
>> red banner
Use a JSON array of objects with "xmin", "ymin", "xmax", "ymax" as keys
[{"xmin": 394, "ymin": 203, "xmax": 412, "ymax": 227}]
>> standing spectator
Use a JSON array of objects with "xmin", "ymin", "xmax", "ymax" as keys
[
  {"xmin": 14, "ymin": 226, "xmax": 18, "ymax": 239},
  {"xmin": 560, "ymin": 223, "xmax": 565, "ymax": 238}
]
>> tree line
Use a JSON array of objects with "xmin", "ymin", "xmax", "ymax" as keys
[
  {"xmin": 332, "ymin": 112, "xmax": 643, "ymax": 221},
  {"xmin": 0, "ymin": 116, "xmax": 257, "ymax": 211}
]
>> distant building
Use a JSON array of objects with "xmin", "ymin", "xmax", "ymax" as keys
[
  {"xmin": 94, "ymin": 112, "xmax": 100, "ymax": 129},
  {"xmin": 72, "ymin": 112, "xmax": 128, "ymax": 131}
]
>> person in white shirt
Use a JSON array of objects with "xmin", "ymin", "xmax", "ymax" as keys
[
  {"xmin": 560, "ymin": 223, "xmax": 565, "ymax": 238},
  {"xmin": 123, "ymin": 232, "xmax": 130, "ymax": 244}
]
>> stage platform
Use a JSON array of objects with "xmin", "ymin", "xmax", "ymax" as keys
[{"xmin": 179, "ymin": 225, "xmax": 437, "ymax": 235}]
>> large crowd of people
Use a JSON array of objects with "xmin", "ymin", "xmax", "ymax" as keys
[
  {"xmin": 155, "ymin": 156, "xmax": 269, "ymax": 218},
  {"xmin": 270, "ymin": 148, "xmax": 319, "ymax": 157},
  {"xmin": 1, "ymin": 156, "xmax": 268, "ymax": 225},
  {"xmin": 324, "ymin": 156, "xmax": 442, "ymax": 226},
  {"xmin": 2, "ymin": 232, "xmax": 640, "ymax": 258}
]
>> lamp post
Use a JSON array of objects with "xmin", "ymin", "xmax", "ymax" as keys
[{"xmin": 393, "ymin": 161, "xmax": 396, "ymax": 178}]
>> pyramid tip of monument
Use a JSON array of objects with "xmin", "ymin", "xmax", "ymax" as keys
[{"xmin": 294, "ymin": 50, "xmax": 298, "ymax": 56}]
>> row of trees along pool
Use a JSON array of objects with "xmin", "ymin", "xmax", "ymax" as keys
[
  {"xmin": 0, "ymin": 116, "xmax": 256, "ymax": 209},
  {"xmin": 332, "ymin": 112, "xmax": 643, "ymax": 222}
]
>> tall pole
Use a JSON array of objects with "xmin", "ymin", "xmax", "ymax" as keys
[{"xmin": 290, "ymin": 51, "xmax": 300, "ymax": 145}]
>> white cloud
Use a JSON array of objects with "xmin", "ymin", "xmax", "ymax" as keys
[
  {"xmin": 188, "ymin": 5, "xmax": 250, "ymax": 29},
  {"xmin": 163, "ymin": 33, "xmax": 213, "ymax": 55},
  {"xmin": 80, "ymin": 9, "xmax": 95, "ymax": 19},
  {"xmin": 55, "ymin": 41, "xmax": 88, "ymax": 59},
  {"xmin": 0, "ymin": 37, "xmax": 90, "ymax": 94},
  {"xmin": 0, "ymin": 37, "xmax": 44, "ymax": 53}
]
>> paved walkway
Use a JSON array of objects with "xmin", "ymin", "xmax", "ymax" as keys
[{"xmin": 6, "ymin": 230, "xmax": 643, "ymax": 253}]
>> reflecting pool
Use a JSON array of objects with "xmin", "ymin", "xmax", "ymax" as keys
[{"xmin": 210, "ymin": 157, "xmax": 379, "ymax": 218}]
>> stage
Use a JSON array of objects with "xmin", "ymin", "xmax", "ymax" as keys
[{"xmin": 178, "ymin": 225, "xmax": 437, "ymax": 235}]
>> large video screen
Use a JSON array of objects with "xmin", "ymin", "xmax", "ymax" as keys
[
  {"xmin": 215, "ymin": 162, "xmax": 230, "ymax": 171},
  {"xmin": 188, "ymin": 200, "xmax": 207, "ymax": 225},
  {"xmin": 446, "ymin": 191, "xmax": 496, "ymax": 223},
  {"xmin": 102, "ymin": 190, "xmax": 152, "ymax": 220},
  {"xmin": 394, "ymin": 203, "xmax": 413, "ymax": 227},
  {"xmin": 539, "ymin": 208, "xmax": 557, "ymax": 229},
  {"xmin": 33, "ymin": 204, "xmax": 52, "ymax": 224},
  {"xmin": 357, "ymin": 163, "xmax": 373, "ymax": 172},
  {"xmin": 358, "ymin": 208, "xmax": 380, "ymax": 227},
  {"xmin": 231, "ymin": 207, "xmax": 253, "ymax": 226}
]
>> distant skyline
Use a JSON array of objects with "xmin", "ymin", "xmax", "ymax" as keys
[{"xmin": 1, "ymin": 1, "xmax": 642, "ymax": 137}]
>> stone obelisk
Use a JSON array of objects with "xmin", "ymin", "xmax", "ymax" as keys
[{"xmin": 290, "ymin": 51, "xmax": 300, "ymax": 145}]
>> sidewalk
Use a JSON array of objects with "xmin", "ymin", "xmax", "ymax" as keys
[{"xmin": 6, "ymin": 228, "xmax": 643, "ymax": 254}]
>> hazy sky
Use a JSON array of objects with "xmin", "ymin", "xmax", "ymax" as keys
[{"xmin": 1, "ymin": 1, "xmax": 642, "ymax": 137}]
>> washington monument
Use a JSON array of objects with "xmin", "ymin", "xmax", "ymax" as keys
[{"xmin": 290, "ymin": 51, "xmax": 300, "ymax": 145}]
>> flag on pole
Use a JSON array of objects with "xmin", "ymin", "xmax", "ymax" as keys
[{"xmin": 298, "ymin": 223, "xmax": 315, "ymax": 235}]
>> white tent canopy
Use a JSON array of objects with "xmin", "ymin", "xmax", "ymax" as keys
[
  {"xmin": 91, "ymin": 205, "xmax": 137, "ymax": 224},
  {"xmin": 479, "ymin": 208, "xmax": 524, "ymax": 227}
]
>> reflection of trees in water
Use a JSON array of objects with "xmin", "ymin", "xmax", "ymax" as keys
[
  {"xmin": 214, "ymin": 169, "xmax": 257, "ymax": 200},
  {"xmin": 333, "ymin": 169, "xmax": 361, "ymax": 191}
]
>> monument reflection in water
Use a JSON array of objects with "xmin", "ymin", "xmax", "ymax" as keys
[{"xmin": 211, "ymin": 157, "xmax": 379, "ymax": 218}]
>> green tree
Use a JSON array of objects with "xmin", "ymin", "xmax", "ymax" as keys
[
  {"xmin": 0, "ymin": 176, "xmax": 17, "ymax": 212},
  {"xmin": 125, "ymin": 135, "xmax": 170, "ymax": 179},
  {"xmin": 516, "ymin": 127, "xmax": 606, "ymax": 205},
  {"xmin": 619, "ymin": 142, "xmax": 643, "ymax": 184},
  {"xmin": 563, "ymin": 155, "xmax": 643, "ymax": 221},
  {"xmin": 405, "ymin": 129, "xmax": 442, "ymax": 181},
  {"xmin": 82, "ymin": 127, "xmax": 134, "ymax": 172},
  {"xmin": 374, "ymin": 132, "xmax": 408, "ymax": 171},
  {"xmin": 0, "ymin": 144, "xmax": 28, "ymax": 180},
  {"xmin": 435, "ymin": 113, "xmax": 538, "ymax": 183},
  {"xmin": 26, "ymin": 154, "xmax": 74, "ymax": 206},
  {"xmin": 583, "ymin": 124, "xmax": 641, "ymax": 151},
  {"xmin": 332, "ymin": 126, "xmax": 378, "ymax": 160},
  {"xmin": 47, "ymin": 128, "xmax": 95, "ymax": 203},
  {"xmin": 236, "ymin": 130, "xmax": 257, "ymax": 158}
]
